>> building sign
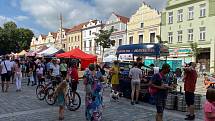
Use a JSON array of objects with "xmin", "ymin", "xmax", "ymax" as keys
[{"xmin": 169, "ymin": 48, "xmax": 192, "ymax": 57}]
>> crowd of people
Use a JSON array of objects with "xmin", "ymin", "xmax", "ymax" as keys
[{"xmin": 0, "ymin": 55, "xmax": 215, "ymax": 121}]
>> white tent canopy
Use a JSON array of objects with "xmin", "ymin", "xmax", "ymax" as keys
[
  {"xmin": 103, "ymin": 55, "xmax": 117, "ymax": 62},
  {"xmin": 38, "ymin": 46, "xmax": 59, "ymax": 56}
]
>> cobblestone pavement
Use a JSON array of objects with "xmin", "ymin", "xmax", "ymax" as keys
[{"xmin": 0, "ymin": 79, "xmax": 204, "ymax": 121}]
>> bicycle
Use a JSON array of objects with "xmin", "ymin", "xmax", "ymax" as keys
[
  {"xmin": 45, "ymin": 80, "xmax": 81, "ymax": 111},
  {"xmin": 35, "ymin": 76, "xmax": 59, "ymax": 100}
]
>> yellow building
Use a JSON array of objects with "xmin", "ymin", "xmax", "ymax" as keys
[
  {"xmin": 127, "ymin": 2, "xmax": 161, "ymax": 44},
  {"xmin": 67, "ymin": 22, "xmax": 88, "ymax": 51}
]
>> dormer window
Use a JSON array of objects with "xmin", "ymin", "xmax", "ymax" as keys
[{"xmin": 140, "ymin": 23, "xmax": 144, "ymax": 28}]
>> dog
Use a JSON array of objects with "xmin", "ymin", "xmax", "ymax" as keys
[{"xmin": 110, "ymin": 90, "xmax": 120, "ymax": 102}]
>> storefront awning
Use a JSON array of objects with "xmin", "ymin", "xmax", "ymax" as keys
[{"xmin": 116, "ymin": 43, "xmax": 169, "ymax": 56}]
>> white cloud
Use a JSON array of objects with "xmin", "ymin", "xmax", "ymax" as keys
[
  {"xmin": 14, "ymin": 15, "xmax": 29, "ymax": 21},
  {"xmin": 20, "ymin": 0, "xmax": 166, "ymax": 33},
  {"xmin": 0, "ymin": 15, "xmax": 16, "ymax": 27}
]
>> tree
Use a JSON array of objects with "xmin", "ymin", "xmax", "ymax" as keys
[
  {"xmin": 190, "ymin": 42, "xmax": 199, "ymax": 61},
  {"xmin": 95, "ymin": 28, "xmax": 114, "ymax": 61},
  {"xmin": 0, "ymin": 21, "xmax": 34, "ymax": 55}
]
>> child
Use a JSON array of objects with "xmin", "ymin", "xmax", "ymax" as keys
[
  {"xmin": 36, "ymin": 64, "xmax": 44, "ymax": 85},
  {"xmin": 54, "ymin": 81, "xmax": 68, "ymax": 120},
  {"xmin": 29, "ymin": 68, "xmax": 34, "ymax": 86},
  {"xmin": 204, "ymin": 88, "xmax": 215, "ymax": 121}
]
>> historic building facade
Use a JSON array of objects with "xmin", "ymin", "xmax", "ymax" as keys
[
  {"xmin": 55, "ymin": 28, "xmax": 71, "ymax": 51},
  {"xmin": 67, "ymin": 22, "xmax": 88, "ymax": 51},
  {"xmin": 82, "ymin": 20, "xmax": 103, "ymax": 57},
  {"xmin": 127, "ymin": 2, "xmax": 161, "ymax": 44},
  {"xmin": 104, "ymin": 12, "xmax": 129, "ymax": 57},
  {"xmin": 161, "ymin": 0, "xmax": 215, "ymax": 72}
]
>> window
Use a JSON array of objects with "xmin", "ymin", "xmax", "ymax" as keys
[
  {"xmin": 177, "ymin": 9, "xmax": 183, "ymax": 22},
  {"xmin": 75, "ymin": 36, "xmax": 77, "ymax": 41},
  {"xmin": 71, "ymin": 37, "xmax": 73, "ymax": 42},
  {"xmin": 111, "ymin": 26, "xmax": 114, "ymax": 30},
  {"xmin": 119, "ymin": 39, "xmax": 122, "ymax": 46},
  {"xmin": 168, "ymin": 32, "xmax": 173, "ymax": 43},
  {"xmin": 168, "ymin": 12, "xmax": 173, "ymax": 24},
  {"xmin": 177, "ymin": 30, "xmax": 183, "ymax": 43},
  {"xmin": 140, "ymin": 23, "xmax": 144, "ymax": 28},
  {"xmin": 84, "ymin": 41, "xmax": 86, "ymax": 48},
  {"xmin": 89, "ymin": 40, "xmax": 92, "ymax": 47},
  {"xmin": 188, "ymin": 29, "xmax": 193, "ymax": 41},
  {"xmin": 129, "ymin": 36, "xmax": 133, "ymax": 44},
  {"xmin": 89, "ymin": 30, "xmax": 91, "ymax": 35},
  {"xmin": 69, "ymin": 37, "xmax": 71, "ymax": 43},
  {"xmin": 200, "ymin": 27, "xmax": 206, "ymax": 40},
  {"xmin": 78, "ymin": 36, "xmax": 80, "ymax": 41},
  {"xmin": 139, "ymin": 35, "xmax": 143, "ymax": 43},
  {"xmin": 150, "ymin": 33, "xmax": 155, "ymax": 43},
  {"xmin": 63, "ymin": 44, "xmax": 66, "ymax": 48},
  {"xmin": 188, "ymin": 7, "xmax": 194, "ymax": 20},
  {"xmin": 68, "ymin": 47, "xmax": 71, "ymax": 51},
  {"xmin": 200, "ymin": 4, "xmax": 206, "ymax": 17}
]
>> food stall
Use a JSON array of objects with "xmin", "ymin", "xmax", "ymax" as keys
[{"xmin": 116, "ymin": 43, "xmax": 169, "ymax": 101}]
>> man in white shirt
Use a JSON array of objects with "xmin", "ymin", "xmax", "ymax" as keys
[
  {"xmin": 129, "ymin": 62, "xmax": 143, "ymax": 105},
  {"xmin": 0, "ymin": 56, "xmax": 12, "ymax": 92},
  {"xmin": 50, "ymin": 60, "xmax": 60, "ymax": 77}
]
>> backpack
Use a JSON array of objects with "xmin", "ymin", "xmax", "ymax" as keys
[{"xmin": 149, "ymin": 73, "xmax": 163, "ymax": 96}]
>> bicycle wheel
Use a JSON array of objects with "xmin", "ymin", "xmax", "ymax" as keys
[
  {"xmin": 66, "ymin": 91, "xmax": 81, "ymax": 111},
  {"xmin": 45, "ymin": 87, "xmax": 56, "ymax": 105},
  {"xmin": 36, "ymin": 85, "xmax": 45, "ymax": 100}
]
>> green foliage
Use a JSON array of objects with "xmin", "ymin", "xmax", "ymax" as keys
[
  {"xmin": 95, "ymin": 28, "xmax": 114, "ymax": 48},
  {"xmin": 0, "ymin": 21, "xmax": 34, "ymax": 55},
  {"xmin": 190, "ymin": 42, "xmax": 199, "ymax": 57},
  {"xmin": 95, "ymin": 28, "xmax": 114, "ymax": 60}
]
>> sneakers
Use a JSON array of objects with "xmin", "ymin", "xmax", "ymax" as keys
[
  {"xmin": 185, "ymin": 115, "xmax": 195, "ymax": 120},
  {"xmin": 131, "ymin": 101, "xmax": 134, "ymax": 105}
]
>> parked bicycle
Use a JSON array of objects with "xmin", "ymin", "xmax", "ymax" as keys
[
  {"xmin": 36, "ymin": 76, "xmax": 61, "ymax": 100},
  {"xmin": 45, "ymin": 80, "xmax": 81, "ymax": 111}
]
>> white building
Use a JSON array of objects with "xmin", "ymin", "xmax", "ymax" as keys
[
  {"xmin": 104, "ymin": 12, "xmax": 129, "ymax": 58},
  {"xmin": 82, "ymin": 20, "xmax": 103, "ymax": 57}
]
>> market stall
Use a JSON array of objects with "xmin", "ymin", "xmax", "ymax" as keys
[
  {"xmin": 37, "ymin": 46, "xmax": 59, "ymax": 57},
  {"xmin": 116, "ymin": 43, "xmax": 169, "ymax": 100},
  {"xmin": 56, "ymin": 48, "xmax": 97, "ymax": 70}
]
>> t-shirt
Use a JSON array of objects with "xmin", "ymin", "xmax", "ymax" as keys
[
  {"xmin": 204, "ymin": 100, "xmax": 215, "ymax": 121},
  {"xmin": 60, "ymin": 63, "xmax": 67, "ymax": 72},
  {"xmin": 184, "ymin": 68, "xmax": 197, "ymax": 92},
  {"xmin": 1, "ymin": 60, "xmax": 13, "ymax": 74},
  {"xmin": 151, "ymin": 73, "xmax": 168, "ymax": 94},
  {"xmin": 51, "ymin": 64, "xmax": 60, "ymax": 76},
  {"xmin": 129, "ymin": 67, "xmax": 142, "ymax": 82},
  {"xmin": 36, "ymin": 67, "xmax": 44, "ymax": 75},
  {"xmin": 68, "ymin": 67, "xmax": 79, "ymax": 81}
]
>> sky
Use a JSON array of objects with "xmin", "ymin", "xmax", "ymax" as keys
[{"xmin": 0, "ymin": 0, "xmax": 167, "ymax": 37}]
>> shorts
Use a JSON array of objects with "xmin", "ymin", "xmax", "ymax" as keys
[
  {"xmin": 1, "ymin": 73, "xmax": 11, "ymax": 82},
  {"xmin": 154, "ymin": 92, "xmax": 167, "ymax": 113},
  {"xmin": 185, "ymin": 91, "xmax": 195, "ymax": 106},
  {"xmin": 71, "ymin": 81, "xmax": 78, "ymax": 92},
  {"xmin": 131, "ymin": 81, "xmax": 140, "ymax": 90}
]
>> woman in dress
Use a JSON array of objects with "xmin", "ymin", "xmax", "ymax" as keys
[
  {"xmin": 83, "ymin": 64, "xmax": 103, "ymax": 121},
  {"xmin": 14, "ymin": 59, "xmax": 22, "ymax": 91},
  {"xmin": 110, "ymin": 61, "xmax": 120, "ymax": 92}
]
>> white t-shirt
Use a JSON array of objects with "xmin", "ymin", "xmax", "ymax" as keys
[
  {"xmin": 36, "ymin": 67, "xmax": 44, "ymax": 75},
  {"xmin": 51, "ymin": 64, "xmax": 60, "ymax": 76},
  {"xmin": 1, "ymin": 60, "xmax": 13, "ymax": 74},
  {"xmin": 153, "ymin": 67, "xmax": 160, "ymax": 74},
  {"xmin": 129, "ymin": 67, "xmax": 143, "ymax": 83}
]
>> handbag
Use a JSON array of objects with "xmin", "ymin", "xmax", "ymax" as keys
[
  {"xmin": 149, "ymin": 73, "xmax": 163, "ymax": 96},
  {"xmin": 3, "ymin": 61, "xmax": 11, "ymax": 76}
]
